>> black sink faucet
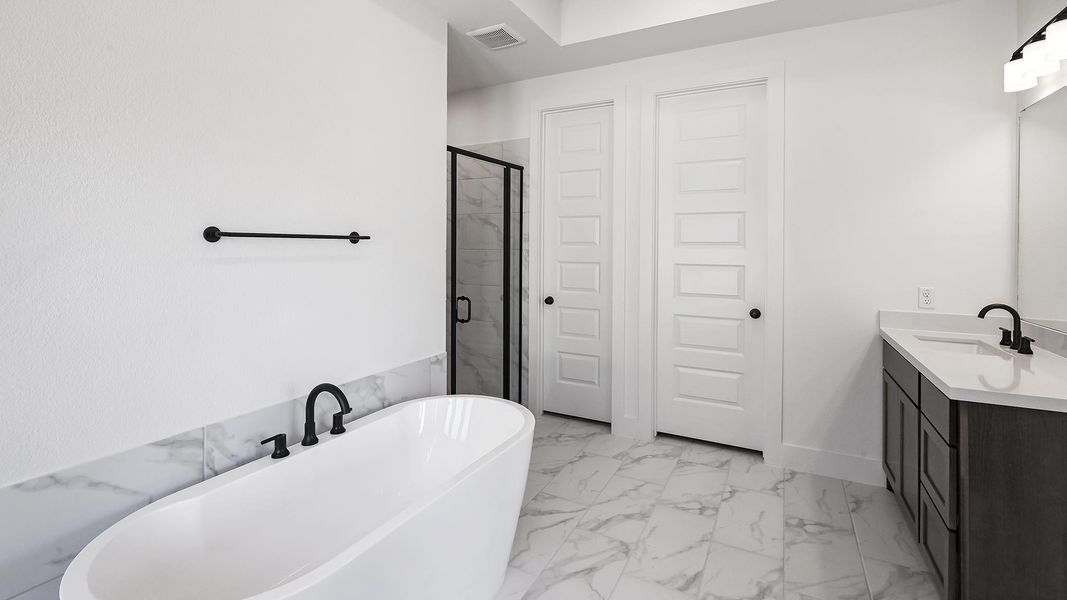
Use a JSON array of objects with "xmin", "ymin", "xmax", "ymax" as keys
[
  {"xmin": 301, "ymin": 383, "xmax": 352, "ymax": 446},
  {"xmin": 978, "ymin": 303, "xmax": 1023, "ymax": 351}
]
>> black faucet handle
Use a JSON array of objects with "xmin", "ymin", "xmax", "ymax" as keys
[
  {"xmin": 998, "ymin": 327, "xmax": 1013, "ymax": 347},
  {"xmin": 260, "ymin": 433, "xmax": 290, "ymax": 459},
  {"xmin": 1018, "ymin": 336, "xmax": 1035, "ymax": 355},
  {"xmin": 331, "ymin": 411, "xmax": 347, "ymax": 435}
]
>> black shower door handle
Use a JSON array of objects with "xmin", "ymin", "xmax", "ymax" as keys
[{"xmin": 457, "ymin": 296, "xmax": 472, "ymax": 323}]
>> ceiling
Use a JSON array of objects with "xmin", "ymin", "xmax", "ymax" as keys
[{"xmin": 412, "ymin": 0, "xmax": 957, "ymax": 93}]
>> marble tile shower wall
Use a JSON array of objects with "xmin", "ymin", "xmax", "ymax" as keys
[
  {"xmin": 0, "ymin": 353, "xmax": 446, "ymax": 600},
  {"xmin": 453, "ymin": 139, "xmax": 530, "ymax": 403}
]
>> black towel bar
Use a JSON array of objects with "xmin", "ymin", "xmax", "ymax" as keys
[{"xmin": 203, "ymin": 226, "xmax": 370, "ymax": 244}]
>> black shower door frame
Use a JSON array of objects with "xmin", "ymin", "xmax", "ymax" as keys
[{"xmin": 447, "ymin": 145, "xmax": 524, "ymax": 401}]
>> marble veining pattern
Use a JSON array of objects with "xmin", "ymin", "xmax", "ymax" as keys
[
  {"xmin": 783, "ymin": 518, "xmax": 868, "ymax": 600},
  {"xmin": 0, "ymin": 354, "xmax": 441, "ymax": 600},
  {"xmin": 0, "ymin": 428, "xmax": 204, "ymax": 599},
  {"xmin": 500, "ymin": 413, "xmax": 937, "ymax": 600},
  {"xmin": 4, "ymin": 407, "xmax": 932, "ymax": 600}
]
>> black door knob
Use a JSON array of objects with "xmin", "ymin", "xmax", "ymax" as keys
[
  {"xmin": 749, "ymin": 308, "xmax": 762, "ymax": 319},
  {"xmin": 545, "ymin": 296, "xmax": 555, "ymax": 305}
]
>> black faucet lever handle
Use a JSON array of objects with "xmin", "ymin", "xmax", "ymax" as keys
[
  {"xmin": 998, "ymin": 327, "xmax": 1013, "ymax": 347},
  {"xmin": 260, "ymin": 433, "xmax": 290, "ymax": 459},
  {"xmin": 331, "ymin": 412, "xmax": 347, "ymax": 435},
  {"xmin": 1019, "ymin": 336, "xmax": 1035, "ymax": 355}
]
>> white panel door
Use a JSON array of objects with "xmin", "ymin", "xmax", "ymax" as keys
[
  {"xmin": 655, "ymin": 84, "xmax": 767, "ymax": 450},
  {"xmin": 542, "ymin": 105, "xmax": 613, "ymax": 422}
]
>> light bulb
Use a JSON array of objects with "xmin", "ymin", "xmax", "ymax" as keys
[{"xmin": 1004, "ymin": 57, "xmax": 1038, "ymax": 92}]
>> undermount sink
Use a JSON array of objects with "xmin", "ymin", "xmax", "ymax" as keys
[{"xmin": 913, "ymin": 335, "xmax": 1004, "ymax": 356}]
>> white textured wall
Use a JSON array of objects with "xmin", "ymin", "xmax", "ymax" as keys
[
  {"xmin": 1018, "ymin": 0, "xmax": 1063, "ymax": 35},
  {"xmin": 0, "ymin": 0, "xmax": 446, "ymax": 487},
  {"xmin": 448, "ymin": 0, "xmax": 1017, "ymax": 480}
]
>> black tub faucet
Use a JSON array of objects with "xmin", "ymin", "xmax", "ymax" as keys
[
  {"xmin": 301, "ymin": 383, "xmax": 352, "ymax": 446},
  {"xmin": 978, "ymin": 303, "xmax": 1023, "ymax": 351}
]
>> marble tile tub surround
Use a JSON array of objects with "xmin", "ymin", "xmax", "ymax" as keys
[
  {"xmin": 452, "ymin": 139, "xmax": 530, "ymax": 402},
  {"xmin": 497, "ymin": 413, "xmax": 939, "ymax": 600},
  {"xmin": 0, "ymin": 353, "xmax": 443, "ymax": 600}
]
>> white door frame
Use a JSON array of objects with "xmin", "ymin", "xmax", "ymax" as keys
[
  {"xmin": 528, "ymin": 87, "xmax": 631, "ymax": 433},
  {"xmin": 639, "ymin": 63, "xmax": 785, "ymax": 456}
]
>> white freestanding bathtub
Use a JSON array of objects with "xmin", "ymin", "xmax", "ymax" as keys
[{"xmin": 61, "ymin": 395, "xmax": 534, "ymax": 600}]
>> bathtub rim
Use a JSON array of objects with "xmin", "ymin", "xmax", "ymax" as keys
[{"xmin": 60, "ymin": 394, "xmax": 534, "ymax": 600}]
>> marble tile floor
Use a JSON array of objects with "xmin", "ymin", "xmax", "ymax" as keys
[{"xmin": 496, "ymin": 413, "xmax": 938, "ymax": 600}]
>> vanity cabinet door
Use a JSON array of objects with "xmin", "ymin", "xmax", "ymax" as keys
[
  {"xmin": 901, "ymin": 397, "xmax": 920, "ymax": 530},
  {"xmin": 882, "ymin": 370, "xmax": 903, "ymax": 492},
  {"xmin": 920, "ymin": 487, "xmax": 959, "ymax": 600},
  {"xmin": 883, "ymin": 370, "xmax": 919, "ymax": 532}
]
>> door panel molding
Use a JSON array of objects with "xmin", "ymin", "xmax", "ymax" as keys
[
  {"xmin": 541, "ymin": 104, "xmax": 613, "ymax": 422},
  {"xmin": 639, "ymin": 64, "xmax": 785, "ymax": 455},
  {"xmin": 529, "ymin": 90, "xmax": 629, "ymax": 431},
  {"xmin": 527, "ymin": 64, "xmax": 783, "ymax": 446},
  {"xmin": 653, "ymin": 82, "xmax": 768, "ymax": 450}
]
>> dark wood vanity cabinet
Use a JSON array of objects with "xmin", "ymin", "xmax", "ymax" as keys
[
  {"xmin": 881, "ymin": 341, "xmax": 1067, "ymax": 600},
  {"xmin": 882, "ymin": 367, "xmax": 919, "ymax": 530}
]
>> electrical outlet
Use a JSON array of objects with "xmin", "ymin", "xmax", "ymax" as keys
[{"xmin": 918, "ymin": 286, "xmax": 936, "ymax": 309}]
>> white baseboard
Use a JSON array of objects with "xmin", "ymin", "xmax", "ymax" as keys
[{"xmin": 764, "ymin": 443, "xmax": 884, "ymax": 486}]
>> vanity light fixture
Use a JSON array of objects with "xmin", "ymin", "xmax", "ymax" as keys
[
  {"xmin": 1023, "ymin": 34, "xmax": 1060, "ymax": 77},
  {"xmin": 1047, "ymin": 19, "xmax": 1067, "ymax": 60},
  {"xmin": 1005, "ymin": 6, "xmax": 1067, "ymax": 92},
  {"xmin": 1005, "ymin": 55, "xmax": 1038, "ymax": 93}
]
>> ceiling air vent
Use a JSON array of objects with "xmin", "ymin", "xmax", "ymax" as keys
[{"xmin": 466, "ymin": 23, "xmax": 526, "ymax": 50}]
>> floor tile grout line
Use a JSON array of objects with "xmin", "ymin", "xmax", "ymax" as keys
[
  {"xmin": 690, "ymin": 477, "xmax": 727, "ymax": 600},
  {"xmin": 7, "ymin": 574, "xmax": 62, "ymax": 600},
  {"xmin": 843, "ymin": 479, "xmax": 876, "ymax": 600},
  {"xmin": 530, "ymin": 418, "xmax": 794, "ymax": 597},
  {"xmin": 531, "ymin": 415, "xmax": 933, "ymax": 600},
  {"xmin": 844, "ymin": 483, "xmax": 936, "ymax": 578},
  {"xmin": 780, "ymin": 472, "xmax": 788, "ymax": 600},
  {"xmin": 521, "ymin": 501, "xmax": 596, "ymax": 595},
  {"xmin": 622, "ymin": 449, "xmax": 737, "ymax": 597},
  {"xmin": 610, "ymin": 446, "xmax": 696, "ymax": 595},
  {"xmin": 521, "ymin": 423, "xmax": 610, "ymax": 594}
]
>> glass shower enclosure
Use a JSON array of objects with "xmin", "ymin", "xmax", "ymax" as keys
[{"xmin": 447, "ymin": 145, "xmax": 524, "ymax": 401}]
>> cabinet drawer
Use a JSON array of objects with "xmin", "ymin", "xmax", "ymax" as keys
[
  {"xmin": 920, "ymin": 416, "xmax": 958, "ymax": 530},
  {"xmin": 920, "ymin": 376, "xmax": 958, "ymax": 445},
  {"xmin": 920, "ymin": 487, "xmax": 959, "ymax": 600},
  {"xmin": 883, "ymin": 340, "xmax": 919, "ymax": 403}
]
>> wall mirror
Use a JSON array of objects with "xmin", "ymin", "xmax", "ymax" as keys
[{"xmin": 1019, "ymin": 87, "xmax": 1067, "ymax": 334}]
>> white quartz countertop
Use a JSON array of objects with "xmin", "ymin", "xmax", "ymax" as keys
[{"xmin": 881, "ymin": 324, "xmax": 1067, "ymax": 413}]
